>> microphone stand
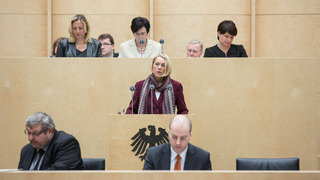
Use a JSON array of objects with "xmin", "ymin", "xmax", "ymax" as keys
[
  {"xmin": 139, "ymin": 39, "xmax": 144, "ymax": 58},
  {"xmin": 130, "ymin": 86, "xmax": 135, "ymax": 114},
  {"xmin": 160, "ymin": 39, "xmax": 164, "ymax": 54},
  {"xmin": 149, "ymin": 84, "xmax": 155, "ymax": 114}
]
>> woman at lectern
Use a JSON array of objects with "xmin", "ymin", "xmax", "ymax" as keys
[
  {"xmin": 56, "ymin": 14, "xmax": 101, "ymax": 57},
  {"xmin": 118, "ymin": 16, "xmax": 161, "ymax": 58},
  {"xmin": 204, "ymin": 20, "xmax": 248, "ymax": 57},
  {"xmin": 126, "ymin": 54, "xmax": 188, "ymax": 114}
]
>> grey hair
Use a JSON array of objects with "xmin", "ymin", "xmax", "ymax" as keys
[
  {"xmin": 25, "ymin": 112, "xmax": 55, "ymax": 130},
  {"xmin": 187, "ymin": 40, "xmax": 203, "ymax": 52}
]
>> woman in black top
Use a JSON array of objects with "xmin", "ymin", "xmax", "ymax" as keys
[
  {"xmin": 56, "ymin": 14, "xmax": 101, "ymax": 57},
  {"xmin": 204, "ymin": 20, "xmax": 247, "ymax": 57}
]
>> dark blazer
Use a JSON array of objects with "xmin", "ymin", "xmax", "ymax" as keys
[
  {"xmin": 56, "ymin": 38, "xmax": 102, "ymax": 57},
  {"xmin": 204, "ymin": 44, "xmax": 248, "ymax": 57},
  {"xmin": 143, "ymin": 143, "xmax": 212, "ymax": 170},
  {"xmin": 126, "ymin": 79, "xmax": 188, "ymax": 114},
  {"xmin": 18, "ymin": 130, "xmax": 83, "ymax": 170}
]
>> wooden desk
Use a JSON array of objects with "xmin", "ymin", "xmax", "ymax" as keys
[{"xmin": 1, "ymin": 170, "xmax": 320, "ymax": 180}]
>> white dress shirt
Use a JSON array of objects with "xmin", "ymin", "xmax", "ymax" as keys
[{"xmin": 170, "ymin": 146, "xmax": 188, "ymax": 171}]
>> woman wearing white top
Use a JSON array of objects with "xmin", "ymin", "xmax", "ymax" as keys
[{"xmin": 119, "ymin": 17, "xmax": 161, "ymax": 58}]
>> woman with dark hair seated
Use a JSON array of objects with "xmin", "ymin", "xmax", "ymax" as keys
[
  {"xmin": 204, "ymin": 20, "xmax": 248, "ymax": 57},
  {"xmin": 119, "ymin": 16, "xmax": 161, "ymax": 58},
  {"xmin": 126, "ymin": 54, "xmax": 188, "ymax": 114}
]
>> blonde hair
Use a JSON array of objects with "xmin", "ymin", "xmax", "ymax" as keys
[
  {"xmin": 68, "ymin": 14, "xmax": 91, "ymax": 43},
  {"xmin": 152, "ymin": 54, "xmax": 172, "ymax": 77}
]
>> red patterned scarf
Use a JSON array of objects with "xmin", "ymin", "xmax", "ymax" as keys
[{"xmin": 138, "ymin": 74, "xmax": 175, "ymax": 114}]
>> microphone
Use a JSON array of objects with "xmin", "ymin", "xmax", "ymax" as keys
[
  {"xmin": 167, "ymin": 84, "xmax": 172, "ymax": 91},
  {"xmin": 149, "ymin": 84, "xmax": 155, "ymax": 114},
  {"xmin": 139, "ymin": 39, "xmax": 144, "ymax": 58},
  {"xmin": 159, "ymin": 39, "xmax": 164, "ymax": 54},
  {"xmin": 130, "ymin": 86, "xmax": 135, "ymax": 115}
]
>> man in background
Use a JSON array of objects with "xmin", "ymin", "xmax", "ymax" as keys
[
  {"xmin": 187, "ymin": 40, "xmax": 203, "ymax": 58},
  {"xmin": 98, "ymin": 33, "xmax": 119, "ymax": 58}
]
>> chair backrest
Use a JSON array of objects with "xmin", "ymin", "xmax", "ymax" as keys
[
  {"xmin": 82, "ymin": 158, "xmax": 105, "ymax": 170},
  {"xmin": 236, "ymin": 158, "xmax": 299, "ymax": 170}
]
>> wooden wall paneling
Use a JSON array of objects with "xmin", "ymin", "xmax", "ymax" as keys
[
  {"xmin": 0, "ymin": 0, "xmax": 46, "ymax": 14},
  {"xmin": 0, "ymin": 0, "xmax": 47, "ymax": 57},
  {"xmin": 52, "ymin": 0, "xmax": 150, "ymax": 15},
  {"xmin": 255, "ymin": 15, "xmax": 320, "ymax": 57},
  {"xmin": 251, "ymin": 0, "xmax": 255, "ymax": 57},
  {"xmin": 0, "ymin": 57, "xmax": 318, "ymax": 170},
  {"xmin": 47, "ymin": 0, "xmax": 52, "ymax": 56},
  {"xmin": 153, "ymin": 0, "xmax": 251, "ymax": 57},
  {"xmin": 0, "ymin": 15, "xmax": 47, "ymax": 57},
  {"xmin": 255, "ymin": 0, "xmax": 320, "ymax": 57},
  {"xmin": 153, "ymin": 0, "xmax": 251, "ymax": 15},
  {"xmin": 256, "ymin": 0, "xmax": 320, "ymax": 14},
  {"xmin": 153, "ymin": 15, "xmax": 251, "ymax": 57},
  {"xmin": 0, "ymin": 0, "xmax": 320, "ymax": 58}
]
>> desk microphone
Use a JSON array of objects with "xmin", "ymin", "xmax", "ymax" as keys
[
  {"xmin": 149, "ymin": 84, "xmax": 155, "ymax": 114},
  {"xmin": 139, "ymin": 39, "xmax": 144, "ymax": 58},
  {"xmin": 130, "ymin": 86, "xmax": 135, "ymax": 114},
  {"xmin": 159, "ymin": 39, "xmax": 164, "ymax": 54}
]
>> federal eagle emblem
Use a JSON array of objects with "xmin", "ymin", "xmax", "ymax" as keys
[{"xmin": 131, "ymin": 125, "xmax": 168, "ymax": 161}]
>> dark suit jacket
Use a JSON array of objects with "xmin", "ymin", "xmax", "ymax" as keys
[
  {"xmin": 143, "ymin": 143, "xmax": 212, "ymax": 170},
  {"xmin": 126, "ymin": 79, "xmax": 188, "ymax": 114},
  {"xmin": 204, "ymin": 44, "xmax": 248, "ymax": 57},
  {"xmin": 18, "ymin": 130, "xmax": 83, "ymax": 170},
  {"xmin": 56, "ymin": 38, "xmax": 102, "ymax": 57}
]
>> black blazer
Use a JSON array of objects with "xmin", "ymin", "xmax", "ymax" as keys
[
  {"xmin": 56, "ymin": 38, "xmax": 102, "ymax": 57},
  {"xmin": 113, "ymin": 53, "xmax": 119, "ymax": 57},
  {"xmin": 143, "ymin": 143, "xmax": 212, "ymax": 170},
  {"xmin": 18, "ymin": 130, "xmax": 83, "ymax": 170},
  {"xmin": 204, "ymin": 44, "xmax": 248, "ymax": 57}
]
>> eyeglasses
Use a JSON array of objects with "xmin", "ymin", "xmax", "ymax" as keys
[
  {"xmin": 187, "ymin": 49, "xmax": 200, "ymax": 54},
  {"xmin": 24, "ymin": 129, "xmax": 46, "ymax": 137},
  {"xmin": 134, "ymin": 32, "xmax": 147, "ymax": 37},
  {"xmin": 101, "ymin": 43, "xmax": 112, "ymax": 47}
]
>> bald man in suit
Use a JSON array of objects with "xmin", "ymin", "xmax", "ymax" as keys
[{"xmin": 143, "ymin": 115, "xmax": 212, "ymax": 170}]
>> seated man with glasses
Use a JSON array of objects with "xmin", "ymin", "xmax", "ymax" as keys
[
  {"xmin": 187, "ymin": 40, "xmax": 203, "ymax": 58},
  {"xmin": 18, "ymin": 112, "xmax": 83, "ymax": 170},
  {"xmin": 98, "ymin": 33, "xmax": 119, "ymax": 58},
  {"xmin": 143, "ymin": 115, "xmax": 212, "ymax": 170}
]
